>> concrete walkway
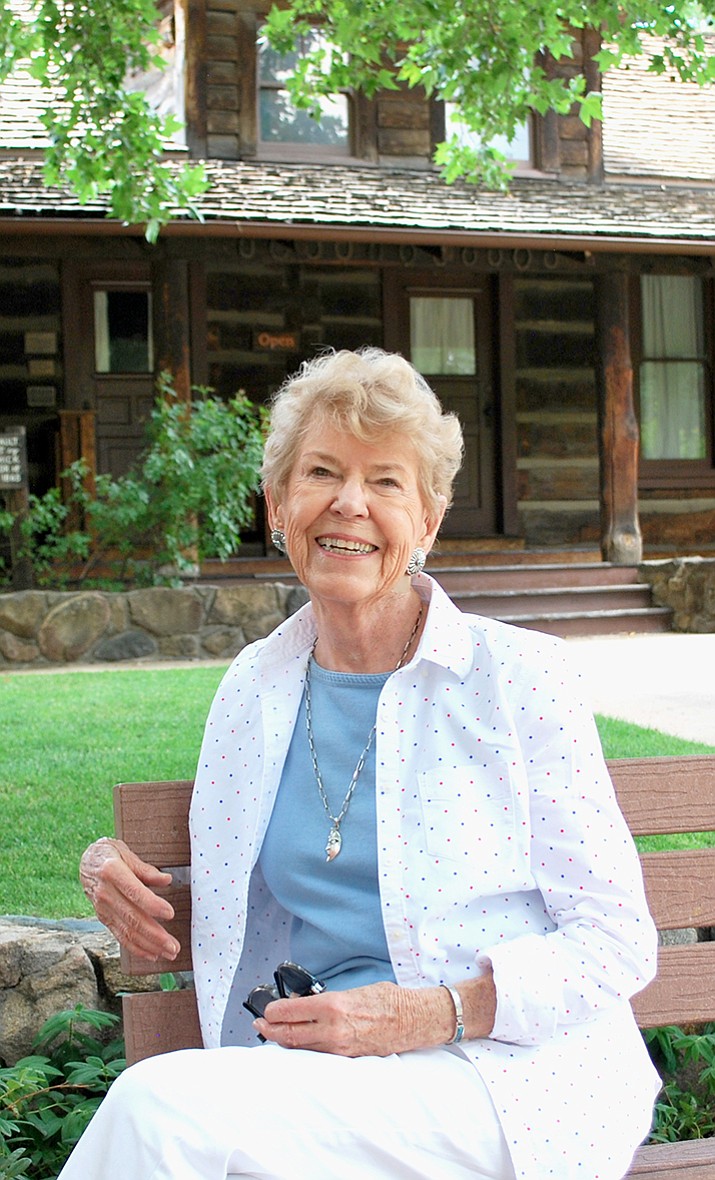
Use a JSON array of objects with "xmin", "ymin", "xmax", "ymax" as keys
[{"xmin": 566, "ymin": 632, "xmax": 715, "ymax": 746}]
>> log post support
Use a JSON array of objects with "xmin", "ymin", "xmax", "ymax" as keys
[
  {"xmin": 152, "ymin": 258, "xmax": 192, "ymax": 404},
  {"xmin": 594, "ymin": 272, "xmax": 643, "ymax": 565}
]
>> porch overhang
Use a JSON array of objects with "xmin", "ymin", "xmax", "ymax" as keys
[{"xmin": 2, "ymin": 214, "xmax": 715, "ymax": 257}]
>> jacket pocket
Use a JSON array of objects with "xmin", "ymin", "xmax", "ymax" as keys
[{"xmin": 417, "ymin": 762, "xmax": 527, "ymax": 885}]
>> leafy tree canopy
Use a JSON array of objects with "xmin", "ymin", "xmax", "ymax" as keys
[
  {"xmin": 2, "ymin": 1, "xmax": 714, "ymax": 233},
  {"xmin": 1, "ymin": 0, "xmax": 208, "ymax": 240},
  {"xmin": 262, "ymin": 0, "xmax": 715, "ymax": 186}
]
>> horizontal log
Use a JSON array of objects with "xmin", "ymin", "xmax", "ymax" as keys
[
  {"xmin": 377, "ymin": 99, "xmax": 430, "ymax": 130},
  {"xmin": 207, "ymin": 109, "xmax": 240, "ymax": 134},
  {"xmin": 207, "ymin": 85, "xmax": 239, "ymax": 111},
  {"xmin": 377, "ymin": 128, "xmax": 431, "ymax": 155},
  {"xmin": 517, "ymin": 421, "xmax": 597, "ymax": 459},
  {"xmin": 517, "ymin": 465, "xmax": 599, "ymax": 501}
]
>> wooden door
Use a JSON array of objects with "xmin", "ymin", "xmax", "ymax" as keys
[
  {"xmin": 62, "ymin": 262, "xmax": 155, "ymax": 477},
  {"xmin": 384, "ymin": 271, "xmax": 497, "ymax": 537}
]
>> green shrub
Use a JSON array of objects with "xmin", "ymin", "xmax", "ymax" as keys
[
  {"xmin": 645, "ymin": 1023, "xmax": 715, "ymax": 1142},
  {"xmin": 0, "ymin": 375, "xmax": 267, "ymax": 590},
  {"xmin": 0, "ymin": 1006, "xmax": 125, "ymax": 1179}
]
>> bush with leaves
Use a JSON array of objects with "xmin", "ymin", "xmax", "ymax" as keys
[
  {"xmin": 645, "ymin": 1022, "xmax": 715, "ymax": 1142},
  {"xmin": 0, "ymin": 377, "xmax": 267, "ymax": 590},
  {"xmin": 0, "ymin": 1006, "xmax": 124, "ymax": 1180}
]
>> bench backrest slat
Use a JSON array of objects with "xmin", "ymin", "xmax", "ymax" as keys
[
  {"xmin": 113, "ymin": 780, "xmax": 192, "ymax": 867},
  {"xmin": 607, "ymin": 756, "xmax": 715, "ymax": 835},
  {"xmin": 640, "ymin": 849, "xmax": 715, "ymax": 929}
]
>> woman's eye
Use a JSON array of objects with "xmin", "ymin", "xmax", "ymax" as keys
[{"xmin": 311, "ymin": 466, "xmax": 333, "ymax": 477}]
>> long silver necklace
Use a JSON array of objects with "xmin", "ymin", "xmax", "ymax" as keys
[{"xmin": 305, "ymin": 603, "xmax": 424, "ymax": 863}]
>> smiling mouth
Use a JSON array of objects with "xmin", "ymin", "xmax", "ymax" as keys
[{"xmin": 316, "ymin": 536, "xmax": 377, "ymax": 555}]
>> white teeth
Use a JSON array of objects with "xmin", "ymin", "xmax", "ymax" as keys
[{"xmin": 317, "ymin": 537, "xmax": 376, "ymax": 554}]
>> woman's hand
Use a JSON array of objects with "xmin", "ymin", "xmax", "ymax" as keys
[
  {"xmin": 79, "ymin": 837, "xmax": 179, "ymax": 962},
  {"xmin": 254, "ymin": 973, "xmax": 496, "ymax": 1057}
]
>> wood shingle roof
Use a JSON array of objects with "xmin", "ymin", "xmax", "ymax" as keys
[{"xmin": 1, "ymin": 156, "xmax": 714, "ymax": 249}]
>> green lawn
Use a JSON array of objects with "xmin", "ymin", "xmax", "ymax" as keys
[{"xmin": 1, "ymin": 665, "xmax": 714, "ymax": 918}]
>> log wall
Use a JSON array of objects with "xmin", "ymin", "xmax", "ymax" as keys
[
  {"xmin": 0, "ymin": 259, "xmax": 62, "ymax": 495},
  {"xmin": 513, "ymin": 276, "xmax": 601, "ymax": 547}
]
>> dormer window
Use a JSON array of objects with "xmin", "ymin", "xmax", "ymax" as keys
[
  {"xmin": 444, "ymin": 103, "xmax": 533, "ymax": 168},
  {"xmin": 257, "ymin": 28, "xmax": 351, "ymax": 156}
]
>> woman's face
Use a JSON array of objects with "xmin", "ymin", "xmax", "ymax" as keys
[{"xmin": 266, "ymin": 419, "xmax": 445, "ymax": 611}]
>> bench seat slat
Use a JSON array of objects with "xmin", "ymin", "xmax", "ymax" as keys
[{"xmin": 629, "ymin": 1138, "xmax": 715, "ymax": 1177}]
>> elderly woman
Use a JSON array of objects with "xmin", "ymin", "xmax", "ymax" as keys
[{"xmin": 61, "ymin": 348, "xmax": 659, "ymax": 1180}]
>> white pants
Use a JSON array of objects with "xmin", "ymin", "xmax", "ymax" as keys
[{"xmin": 57, "ymin": 1043, "xmax": 516, "ymax": 1180}]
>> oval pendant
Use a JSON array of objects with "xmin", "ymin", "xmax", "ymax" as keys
[{"xmin": 325, "ymin": 826, "xmax": 342, "ymax": 862}]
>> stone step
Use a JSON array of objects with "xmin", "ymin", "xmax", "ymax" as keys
[
  {"xmin": 500, "ymin": 607, "xmax": 673, "ymax": 638},
  {"xmin": 446, "ymin": 583, "xmax": 654, "ymax": 618},
  {"xmin": 199, "ymin": 556, "xmax": 672, "ymax": 639},
  {"xmin": 432, "ymin": 563, "xmax": 639, "ymax": 591}
]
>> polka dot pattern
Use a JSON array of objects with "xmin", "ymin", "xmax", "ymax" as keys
[{"xmin": 189, "ymin": 575, "xmax": 660, "ymax": 1179}]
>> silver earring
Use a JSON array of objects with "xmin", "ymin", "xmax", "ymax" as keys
[
  {"xmin": 406, "ymin": 547, "xmax": 426, "ymax": 575},
  {"xmin": 271, "ymin": 528, "xmax": 287, "ymax": 555}
]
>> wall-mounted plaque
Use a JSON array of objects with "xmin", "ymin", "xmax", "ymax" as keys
[
  {"xmin": 27, "ymin": 385, "xmax": 58, "ymax": 408},
  {"xmin": 0, "ymin": 428, "xmax": 28, "ymax": 489}
]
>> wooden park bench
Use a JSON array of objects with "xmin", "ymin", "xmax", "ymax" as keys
[{"xmin": 114, "ymin": 754, "xmax": 715, "ymax": 1179}]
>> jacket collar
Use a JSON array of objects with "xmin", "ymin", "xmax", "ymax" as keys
[{"xmin": 256, "ymin": 573, "xmax": 480, "ymax": 680}]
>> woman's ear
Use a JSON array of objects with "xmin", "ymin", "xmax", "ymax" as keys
[
  {"xmin": 421, "ymin": 495, "xmax": 448, "ymax": 554},
  {"xmin": 264, "ymin": 485, "xmax": 281, "ymax": 531}
]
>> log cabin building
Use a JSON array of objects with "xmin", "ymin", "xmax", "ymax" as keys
[{"xmin": 1, "ymin": 4, "xmax": 715, "ymax": 568}]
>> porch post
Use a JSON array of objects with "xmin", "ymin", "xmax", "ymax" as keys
[
  {"xmin": 594, "ymin": 272, "xmax": 642, "ymax": 565},
  {"xmin": 152, "ymin": 258, "xmax": 192, "ymax": 403}
]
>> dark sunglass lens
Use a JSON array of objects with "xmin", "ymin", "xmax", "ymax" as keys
[
  {"xmin": 242, "ymin": 984, "xmax": 280, "ymax": 1018},
  {"xmin": 275, "ymin": 961, "xmax": 323, "ymax": 997}
]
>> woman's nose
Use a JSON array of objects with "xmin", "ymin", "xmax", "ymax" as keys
[{"xmin": 332, "ymin": 477, "xmax": 368, "ymax": 516}]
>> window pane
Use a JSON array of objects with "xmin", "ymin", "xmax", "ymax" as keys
[
  {"xmin": 641, "ymin": 275, "xmax": 704, "ymax": 358},
  {"xmin": 259, "ymin": 90, "xmax": 349, "ymax": 146},
  {"xmin": 639, "ymin": 275, "xmax": 707, "ymax": 460},
  {"xmin": 410, "ymin": 297, "xmax": 475, "ymax": 375},
  {"xmin": 259, "ymin": 29, "xmax": 325, "ymax": 84},
  {"xmin": 258, "ymin": 29, "xmax": 349, "ymax": 150},
  {"xmin": 445, "ymin": 103, "xmax": 531, "ymax": 164},
  {"xmin": 640, "ymin": 361, "xmax": 707, "ymax": 459},
  {"xmin": 94, "ymin": 290, "xmax": 153, "ymax": 373}
]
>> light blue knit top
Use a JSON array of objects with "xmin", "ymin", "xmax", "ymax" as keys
[{"xmin": 259, "ymin": 658, "xmax": 397, "ymax": 990}]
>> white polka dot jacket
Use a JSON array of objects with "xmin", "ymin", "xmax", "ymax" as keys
[{"xmin": 190, "ymin": 574, "xmax": 661, "ymax": 1180}]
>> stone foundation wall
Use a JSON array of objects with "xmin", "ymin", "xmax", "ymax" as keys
[
  {"xmin": 0, "ymin": 918, "xmax": 193, "ymax": 1066},
  {"xmin": 0, "ymin": 583, "xmax": 309, "ymax": 668},
  {"xmin": 2, "ymin": 560, "xmax": 714, "ymax": 670},
  {"xmin": 639, "ymin": 557, "xmax": 715, "ymax": 633}
]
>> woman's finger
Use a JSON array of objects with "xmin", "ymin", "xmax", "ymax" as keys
[{"xmin": 79, "ymin": 838, "xmax": 179, "ymax": 960}]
